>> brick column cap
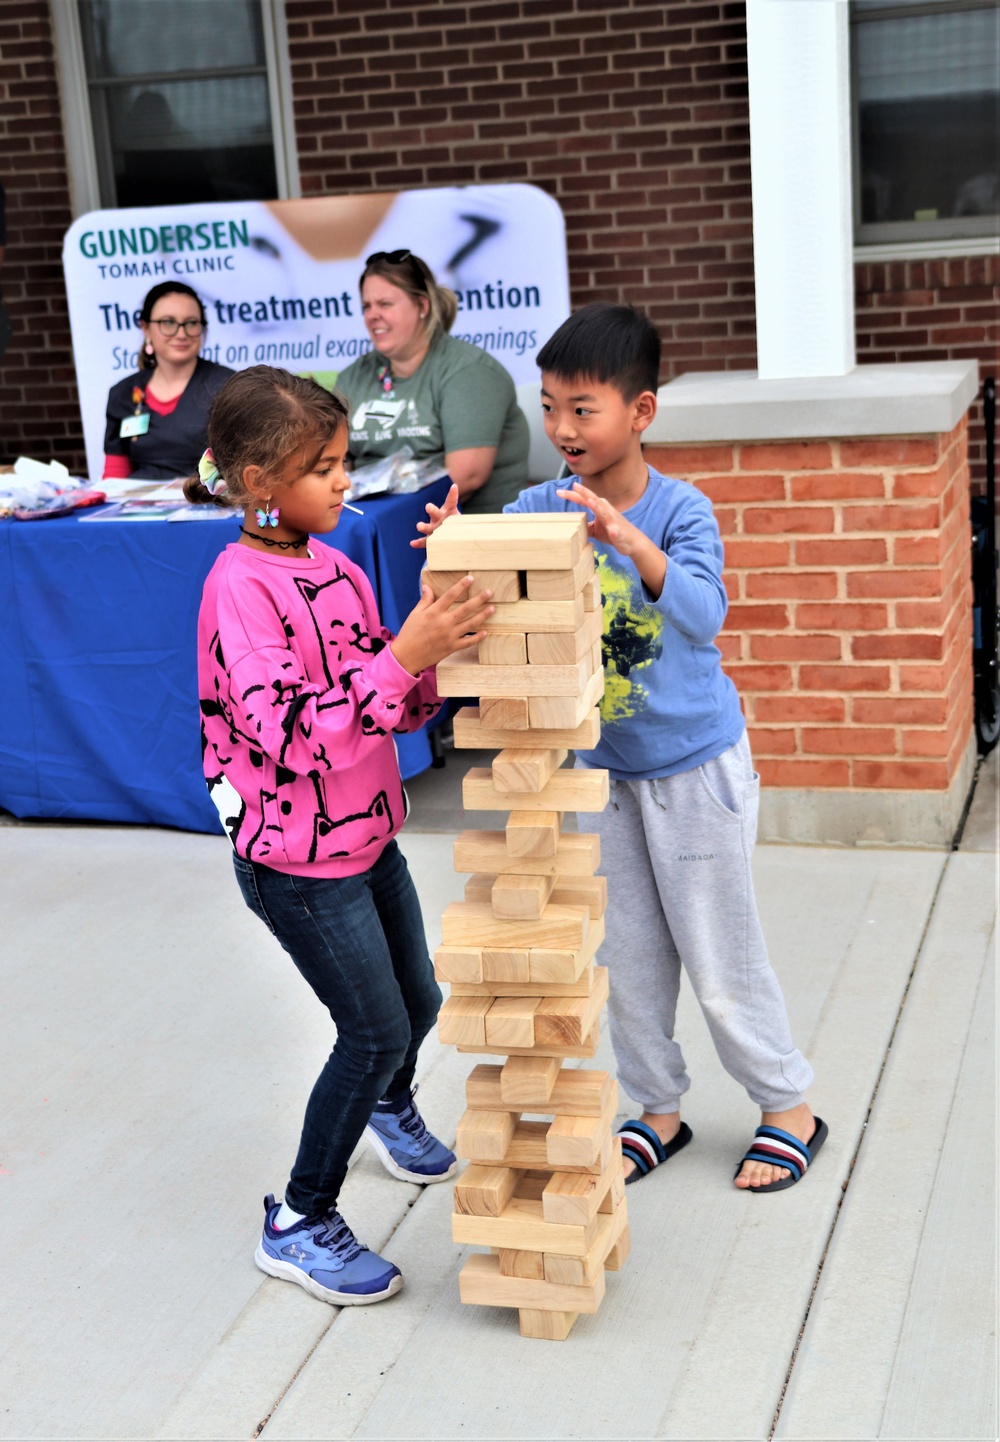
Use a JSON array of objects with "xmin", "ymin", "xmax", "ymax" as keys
[{"xmin": 645, "ymin": 361, "xmax": 979, "ymax": 445}]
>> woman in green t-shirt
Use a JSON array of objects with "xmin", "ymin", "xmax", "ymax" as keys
[{"xmin": 336, "ymin": 250, "xmax": 529, "ymax": 514}]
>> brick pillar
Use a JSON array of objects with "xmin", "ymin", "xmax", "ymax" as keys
[{"xmin": 644, "ymin": 413, "xmax": 976, "ymax": 845}]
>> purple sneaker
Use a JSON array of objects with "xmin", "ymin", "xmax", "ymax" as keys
[
  {"xmin": 365, "ymin": 1091, "xmax": 457, "ymax": 1183},
  {"xmin": 254, "ymin": 1194, "xmax": 403, "ymax": 1305}
]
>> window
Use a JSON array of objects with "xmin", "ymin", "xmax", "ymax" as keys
[
  {"xmin": 851, "ymin": 0, "xmax": 999, "ymax": 246},
  {"xmin": 53, "ymin": 0, "xmax": 299, "ymax": 214}
]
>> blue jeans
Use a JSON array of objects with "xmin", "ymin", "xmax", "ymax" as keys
[{"xmin": 233, "ymin": 840, "xmax": 442, "ymax": 1217}]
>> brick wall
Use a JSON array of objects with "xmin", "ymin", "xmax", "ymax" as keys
[
  {"xmin": 0, "ymin": 0, "xmax": 82, "ymax": 470},
  {"xmin": 646, "ymin": 420, "xmax": 974, "ymax": 791},
  {"xmin": 856, "ymin": 256, "xmax": 999, "ymax": 493},
  {"xmin": 286, "ymin": 0, "xmax": 757, "ymax": 379}
]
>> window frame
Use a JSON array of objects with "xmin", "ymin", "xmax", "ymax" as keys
[
  {"xmin": 50, "ymin": 0, "xmax": 300, "ymax": 216},
  {"xmin": 850, "ymin": 0, "xmax": 999, "ymax": 254}
]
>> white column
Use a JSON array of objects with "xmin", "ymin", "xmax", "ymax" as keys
[{"xmin": 746, "ymin": 0, "xmax": 855, "ymax": 379}]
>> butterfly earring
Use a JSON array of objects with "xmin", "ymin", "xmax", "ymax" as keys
[{"xmin": 256, "ymin": 498, "xmax": 280, "ymax": 529}]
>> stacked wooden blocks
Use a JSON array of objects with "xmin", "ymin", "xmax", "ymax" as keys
[{"xmin": 425, "ymin": 512, "xmax": 629, "ymax": 1342}]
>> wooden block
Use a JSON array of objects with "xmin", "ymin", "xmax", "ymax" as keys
[
  {"xmin": 546, "ymin": 1092, "xmax": 616, "ymax": 1168},
  {"xmin": 478, "ymin": 631, "xmax": 526, "ymax": 666},
  {"xmin": 527, "ymin": 606, "xmax": 603, "ymax": 665},
  {"xmin": 453, "ymin": 705, "xmax": 601, "ymax": 752},
  {"xmin": 464, "ymin": 766, "xmax": 609, "ymax": 814},
  {"xmin": 467, "ymin": 1063, "xmax": 615, "ymax": 1119},
  {"xmin": 484, "ymin": 594, "xmax": 585, "ymax": 635},
  {"xmin": 533, "ymin": 966, "xmax": 610, "ymax": 1048},
  {"xmin": 542, "ymin": 1145, "xmax": 621, "ymax": 1226},
  {"xmin": 423, "ymin": 568, "xmax": 521, "ymax": 603},
  {"xmin": 480, "ymin": 947, "xmax": 530, "ymax": 983},
  {"xmin": 452, "ymin": 1197, "xmax": 601, "ymax": 1259},
  {"xmin": 500, "ymin": 1054, "xmax": 561, "ymax": 1107},
  {"xmin": 527, "ymin": 665, "xmax": 604, "ymax": 731},
  {"xmin": 455, "ymin": 830, "xmax": 600, "ymax": 879},
  {"xmin": 590, "ymin": 637, "xmax": 602, "ymax": 675},
  {"xmin": 441, "ymin": 901, "xmax": 588, "ymax": 952},
  {"xmin": 505, "ymin": 810, "xmax": 561, "ymax": 859},
  {"xmin": 525, "ymin": 543, "xmax": 595, "ymax": 601},
  {"xmin": 583, "ymin": 572, "xmax": 601, "ymax": 612},
  {"xmin": 491, "ymin": 872, "xmax": 556, "ymax": 921},
  {"xmin": 498, "ymin": 1248, "xmax": 546, "ymax": 1280},
  {"xmin": 437, "ymin": 648, "xmax": 592, "ymax": 699},
  {"xmin": 455, "ymin": 1107, "xmax": 518, "ymax": 1163},
  {"xmin": 437, "ymin": 994, "xmax": 491, "ymax": 1046},
  {"xmin": 519, "ymin": 1308, "xmax": 579, "ymax": 1340},
  {"xmin": 479, "ymin": 697, "xmax": 528, "ymax": 731},
  {"xmin": 433, "ymin": 946, "xmax": 483, "ymax": 983},
  {"xmin": 498, "ymin": 1119, "xmax": 608, "ymax": 1176},
  {"xmin": 459, "ymin": 1020, "xmax": 599, "ymax": 1061},
  {"xmin": 459, "ymin": 1253, "xmax": 604, "ymax": 1316},
  {"xmin": 453, "ymin": 1163, "xmax": 519, "ymax": 1217},
  {"xmin": 450, "ymin": 966, "xmax": 596, "ymax": 1000},
  {"xmin": 426, "ymin": 515, "xmax": 585, "ymax": 570},
  {"xmin": 544, "ymin": 1197, "xmax": 629, "ymax": 1287},
  {"xmin": 485, "ymin": 996, "xmax": 539, "ymax": 1049},
  {"xmin": 604, "ymin": 1225, "xmax": 631, "ymax": 1272},
  {"xmin": 598, "ymin": 1145, "xmax": 626, "ymax": 1214},
  {"xmin": 492, "ymin": 747, "xmax": 567, "ymax": 794},
  {"xmin": 464, "ymin": 873, "xmax": 555, "ymax": 921},
  {"xmin": 549, "ymin": 875, "xmax": 607, "ymax": 920},
  {"xmin": 529, "ymin": 914, "xmax": 605, "ymax": 983}
]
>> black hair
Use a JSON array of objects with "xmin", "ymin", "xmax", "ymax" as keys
[
  {"xmin": 138, "ymin": 282, "xmax": 207, "ymax": 370},
  {"xmin": 536, "ymin": 302, "xmax": 661, "ymax": 401}
]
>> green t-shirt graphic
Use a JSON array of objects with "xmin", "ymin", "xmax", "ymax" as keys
[{"xmin": 337, "ymin": 332, "xmax": 529, "ymax": 513}]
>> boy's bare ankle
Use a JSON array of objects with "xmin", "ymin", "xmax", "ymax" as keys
[{"xmin": 639, "ymin": 1109, "xmax": 682, "ymax": 1144}]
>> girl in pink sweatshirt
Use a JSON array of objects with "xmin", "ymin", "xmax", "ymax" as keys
[{"xmin": 186, "ymin": 367, "xmax": 492, "ymax": 1306}]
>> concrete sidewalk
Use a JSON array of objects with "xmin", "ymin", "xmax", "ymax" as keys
[{"xmin": 0, "ymin": 756, "xmax": 995, "ymax": 1440}]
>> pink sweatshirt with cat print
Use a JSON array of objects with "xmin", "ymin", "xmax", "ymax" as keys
[{"xmin": 197, "ymin": 541, "xmax": 441, "ymax": 877}]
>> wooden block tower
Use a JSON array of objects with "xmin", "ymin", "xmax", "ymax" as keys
[{"xmin": 425, "ymin": 512, "xmax": 629, "ymax": 1342}]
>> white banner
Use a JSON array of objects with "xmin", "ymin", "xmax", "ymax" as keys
[{"xmin": 63, "ymin": 185, "xmax": 571, "ymax": 481}]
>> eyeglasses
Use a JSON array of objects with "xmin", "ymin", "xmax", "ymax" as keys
[
  {"xmin": 364, "ymin": 249, "xmax": 428, "ymax": 291},
  {"xmin": 149, "ymin": 317, "xmax": 204, "ymax": 337}
]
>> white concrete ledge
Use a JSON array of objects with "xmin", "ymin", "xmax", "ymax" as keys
[
  {"xmin": 757, "ymin": 735, "xmax": 977, "ymax": 849},
  {"xmin": 648, "ymin": 361, "xmax": 979, "ymax": 444}
]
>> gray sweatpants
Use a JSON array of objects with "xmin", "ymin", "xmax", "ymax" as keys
[{"xmin": 590, "ymin": 733, "xmax": 813, "ymax": 1114}]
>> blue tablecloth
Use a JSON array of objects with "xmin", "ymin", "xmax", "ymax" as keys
[{"xmin": 0, "ymin": 479, "xmax": 450, "ymax": 832}]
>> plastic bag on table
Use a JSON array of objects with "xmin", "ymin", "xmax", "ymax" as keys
[{"xmin": 347, "ymin": 447, "xmax": 449, "ymax": 500}]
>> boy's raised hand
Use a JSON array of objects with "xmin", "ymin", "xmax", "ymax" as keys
[
  {"xmin": 556, "ymin": 480, "xmax": 641, "ymax": 554},
  {"xmin": 390, "ymin": 574, "xmax": 494, "ymax": 676},
  {"xmin": 557, "ymin": 479, "xmax": 667, "ymax": 600},
  {"xmin": 410, "ymin": 482, "xmax": 460, "ymax": 549}
]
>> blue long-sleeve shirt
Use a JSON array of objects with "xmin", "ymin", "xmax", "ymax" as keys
[{"xmin": 504, "ymin": 468, "xmax": 745, "ymax": 779}]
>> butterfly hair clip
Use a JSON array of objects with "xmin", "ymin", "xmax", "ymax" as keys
[
  {"xmin": 255, "ymin": 506, "xmax": 280, "ymax": 528},
  {"xmin": 197, "ymin": 448, "xmax": 226, "ymax": 495}
]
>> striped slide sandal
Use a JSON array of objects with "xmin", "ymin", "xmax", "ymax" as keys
[
  {"xmin": 734, "ymin": 1117, "xmax": 829, "ymax": 1192},
  {"xmin": 618, "ymin": 1119, "xmax": 693, "ymax": 1184}
]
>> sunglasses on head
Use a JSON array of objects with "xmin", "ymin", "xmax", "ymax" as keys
[{"xmin": 365, "ymin": 249, "xmax": 428, "ymax": 291}]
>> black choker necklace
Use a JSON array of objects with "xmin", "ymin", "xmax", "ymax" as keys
[{"xmin": 240, "ymin": 527, "xmax": 309, "ymax": 551}]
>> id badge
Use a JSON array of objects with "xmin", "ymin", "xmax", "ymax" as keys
[{"xmin": 120, "ymin": 413, "xmax": 150, "ymax": 438}]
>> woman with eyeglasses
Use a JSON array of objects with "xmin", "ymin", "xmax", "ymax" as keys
[
  {"xmin": 101, "ymin": 281, "xmax": 234, "ymax": 482},
  {"xmin": 336, "ymin": 250, "xmax": 529, "ymax": 513}
]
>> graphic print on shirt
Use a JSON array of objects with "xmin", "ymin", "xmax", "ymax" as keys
[
  {"xmin": 201, "ymin": 559, "xmax": 435, "ymax": 863},
  {"xmin": 594, "ymin": 546, "xmax": 664, "ymax": 725}
]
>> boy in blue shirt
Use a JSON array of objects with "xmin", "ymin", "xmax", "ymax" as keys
[{"xmin": 505, "ymin": 304, "xmax": 827, "ymax": 1191}]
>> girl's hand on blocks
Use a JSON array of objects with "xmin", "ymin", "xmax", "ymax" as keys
[
  {"xmin": 391, "ymin": 575, "xmax": 494, "ymax": 675},
  {"xmin": 410, "ymin": 482, "xmax": 460, "ymax": 549},
  {"xmin": 556, "ymin": 480, "xmax": 667, "ymax": 601}
]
